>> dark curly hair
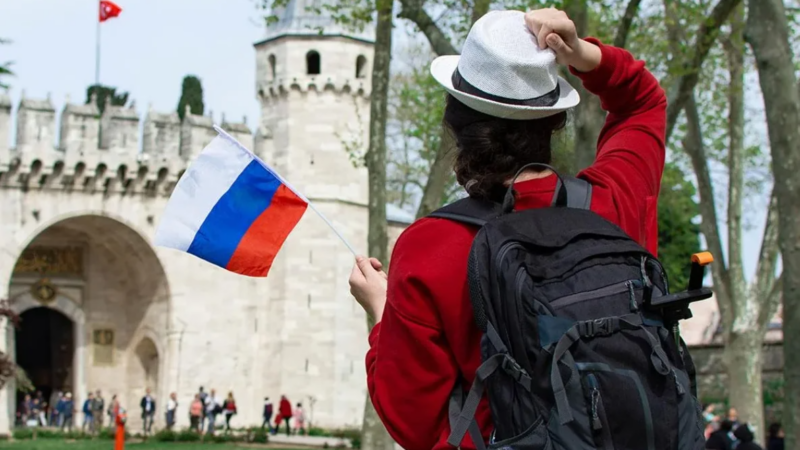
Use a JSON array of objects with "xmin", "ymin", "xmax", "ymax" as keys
[{"xmin": 444, "ymin": 94, "xmax": 567, "ymax": 201}]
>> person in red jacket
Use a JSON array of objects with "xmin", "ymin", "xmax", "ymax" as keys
[
  {"xmin": 278, "ymin": 395, "xmax": 292, "ymax": 436},
  {"xmin": 349, "ymin": 7, "xmax": 667, "ymax": 450}
]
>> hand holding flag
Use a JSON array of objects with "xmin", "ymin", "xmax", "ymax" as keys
[{"xmin": 155, "ymin": 127, "xmax": 355, "ymax": 277}]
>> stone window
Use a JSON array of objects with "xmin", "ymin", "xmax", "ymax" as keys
[
  {"xmin": 93, "ymin": 328, "xmax": 115, "ymax": 365},
  {"xmin": 268, "ymin": 54, "xmax": 277, "ymax": 80},
  {"xmin": 356, "ymin": 55, "xmax": 368, "ymax": 79},
  {"xmin": 306, "ymin": 50, "xmax": 321, "ymax": 75}
]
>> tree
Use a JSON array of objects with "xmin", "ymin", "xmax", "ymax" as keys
[
  {"xmin": 662, "ymin": 0, "xmax": 779, "ymax": 440},
  {"xmin": 85, "ymin": 84, "xmax": 128, "ymax": 115},
  {"xmin": 360, "ymin": 1, "xmax": 395, "ymax": 449},
  {"xmin": 657, "ymin": 162, "xmax": 701, "ymax": 292},
  {"xmin": 0, "ymin": 38, "xmax": 13, "ymax": 90},
  {"xmin": 177, "ymin": 75, "xmax": 204, "ymax": 121},
  {"xmin": 745, "ymin": 0, "xmax": 800, "ymax": 446}
]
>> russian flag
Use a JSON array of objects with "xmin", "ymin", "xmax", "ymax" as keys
[{"xmin": 154, "ymin": 126, "xmax": 308, "ymax": 277}]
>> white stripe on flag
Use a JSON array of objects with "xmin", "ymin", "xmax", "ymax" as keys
[{"xmin": 154, "ymin": 134, "xmax": 254, "ymax": 252}]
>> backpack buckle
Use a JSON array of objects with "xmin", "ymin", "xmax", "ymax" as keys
[{"xmin": 501, "ymin": 355, "xmax": 529, "ymax": 385}]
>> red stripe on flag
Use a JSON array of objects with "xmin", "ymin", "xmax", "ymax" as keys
[
  {"xmin": 100, "ymin": 0, "xmax": 122, "ymax": 22},
  {"xmin": 226, "ymin": 184, "xmax": 308, "ymax": 277}
]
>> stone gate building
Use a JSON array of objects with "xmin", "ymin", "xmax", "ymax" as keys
[{"xmin": 0, "ymin": 0, "xmax": 411, "ymax": 434}]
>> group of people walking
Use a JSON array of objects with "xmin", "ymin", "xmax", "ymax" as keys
[
  {"xmin": 184, "ymin": 387, "xmax": 238, "ymax": 434},
  {"xmin": 18, "ymin": 389, "xmax": 120, "ymax": 434},
  {"xmin": 703, "ymin": 406, "xmax": 785, "ymax": 450},
  {"xmin": 260, "ymin": 395, "xmax": 305, "ymax": 436}
]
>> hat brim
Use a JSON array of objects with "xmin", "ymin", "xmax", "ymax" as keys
[{"xmin": 431, "ymin": 55, "xmax": 580, "ymax": 120}]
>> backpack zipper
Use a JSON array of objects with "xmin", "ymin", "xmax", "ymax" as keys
[{"xmin": 551, "ymin": 279, "xmax": 642, "ymax": 309}]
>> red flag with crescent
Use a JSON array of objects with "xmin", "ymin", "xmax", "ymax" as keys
[{"xmin": 99, "ymin": 0, "xmax": 122, "ymax": 22}]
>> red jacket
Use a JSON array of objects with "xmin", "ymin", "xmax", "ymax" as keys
[
  {"xmin": 366, "ymin": 39, "xmax": 666, "ymax": 450},
  {"xmin": 279, "ymin": 399, "xmax": 292, "ymax": 418}
]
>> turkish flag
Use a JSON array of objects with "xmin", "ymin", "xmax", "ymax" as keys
[{"xmin": 99, "ymin": 0, "xmax": 122, "ymax": 22}]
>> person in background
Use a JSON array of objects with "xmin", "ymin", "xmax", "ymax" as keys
[
  {"xmin": 727, "ymin": 407, "xmax": 740, "ymax": 429},
  {"xmin": 706, "ymin": 420, "xmax": 735, "ymax": 450},
  {"xmin": 107, "ymin": 394, "xmax": 118, "ymax": 429},
  {"xmin": 734, "ymin": 423, "xmax": 763, "ymax": 450},
  {"xmin": 82, "ymin": 392, "xmax": 95, "ymax": 433},
  {"xmin": 31, "ymin": 395, "xmax": 44, "ymax": 427},
  {"xmin": 189, "ymin": 394, "xmax": 203, "ymax": 432},
  {"xmin": 34, "ymin": 391, "xmax": 46, "ymax": 426},
  {"xmin": 166, "ymin": 392, "xmax": 178, "ymax": 430},
  {"xmin": 278, "ymin": 395, "xmax": 292, "ymax": 436},
  {"xmin": 767, "ymin": 422, "xmax": 785, "ymax": 450},
  {"xmin": 59, "ymin": 392, "xmax": 74, "ymax": 432},
  {"xmin": 222, "ymin": 392, "xmax": 237, "ymax": 433},
  {"xmin": 261, "ymin": 397, "xmax": 273, "ymax": 431},
  {"xmin": 92, "ymin": 390, "xmax": 105, "ymax": 431},
  {"xmin": 293, "ymin": 402, "xmax": 305, "ymax": 436},
  {"xmin": 140, "ymin": 388, "xmax": 156, "ymax": 435},
  {"xmin": 49, "ymin": 391, "xmax": 62, "ymax": 426},
  {"xmin": 198, "ymin": 386, "xmax": 208, "ymax": 431},
  {"xmin": 205, "ymin": 389, "xmax": 220, "ymax": 435},
  {"xmin": 19, "ymin": 394, "xmax": 31, "ymax": 426}
]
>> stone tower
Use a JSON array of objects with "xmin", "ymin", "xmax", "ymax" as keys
[{"xmin": 253, "ymin": 0, "xmax": 375, "ymax": 427}]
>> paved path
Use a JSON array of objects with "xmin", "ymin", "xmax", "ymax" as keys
[{"xmin": 268, "ymin": 433, "xmax": 352, "ymax": 448}]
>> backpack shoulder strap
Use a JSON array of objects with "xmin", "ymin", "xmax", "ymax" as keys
[
  {"xmin": 552, "ymin": 176, "xmax": 593, "ymax": 210},
  {"xmin": 428, "ymin": 197, "xmax": 503, "ymax": 227},
  {"xmin": 552, "ymin": 177, "xmax": 592, "ymax": 209}
]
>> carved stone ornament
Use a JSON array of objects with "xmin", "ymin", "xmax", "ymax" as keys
[{"xmin": 31, "ymin": 278, "xmax": 57, "ymax": 305}]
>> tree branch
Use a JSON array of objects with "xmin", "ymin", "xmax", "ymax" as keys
[
  {"xmin": 757, "ymin": 273, "xmax": 782, "ymax": 332},
  {"xmin": 753, "ymin": 191, "xmax": 780, "ymax": 308},
  {"xmin": 397, "ymin": 0, "xmax": 458, "ymax": 56},
  {"xmin": 725, "ymin": 3, "xmax": 747, "ymax": 307},
  {"xmin": 665, "ymin": 0, "xmax": 743, "ymax": 143},
  {"xmin": 683, "ymin": 94, "xmax": 731, "ymax": 314},
  {"xmin": 613, "ymin": 0, "xmax": 644, "ymax": 48},
  {"xmin": 471, "ymin": 0, "xmax": 491, "ymax": 26}
]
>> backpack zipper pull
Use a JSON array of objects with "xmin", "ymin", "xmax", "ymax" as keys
[
  {"xmin": 627, "ymin": 280, "xmax": 638, "ymax": 312},
  {"xmin": 673, "ymin": 370, "xmax": 685, "ymax": 396},
  {"xmin": 591, "ymin": 388, "xmax": 602, "ymax": 431}
]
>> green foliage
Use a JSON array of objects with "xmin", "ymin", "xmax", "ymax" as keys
[
  {"xmin": 657, "ymin": 161, "xmax": 701, "ymax": 292},
  {"xmin": 85, "ymin": 85, "xmax": 129, "ymax": 115},
  {"xmin": 175, "ymin": 428, "xmax": 200, "ymax": 442},
  {"xmin": 176, "ymin": 75, "xmax": 204, "ymax": 121},
  {"xmin": 12, "ymin": 428, "xmax": 33, "ymax": 440},
  {"xmin": 251, "ymin": 427, "xmax": 269, "ymax": 443},
  {"xmin": 0, "ymin": 38, "xmax": 13, "ymax": 90},
  {"xmin": 153, "ymin": 429, "xmax": 177, "ymax": 442},
  {"xmin": 96, "ymin": 427, "xmax": 116, "ymax": 440}
]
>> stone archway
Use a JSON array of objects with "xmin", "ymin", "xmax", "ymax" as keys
[{"xmin": 4, "ymin": 214, "xmax": 170, "ymax": 431}]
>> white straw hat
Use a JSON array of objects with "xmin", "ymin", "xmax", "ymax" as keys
[{"xmin": 431, "ymin": 10, "xmax": 580, "ymax": 120}]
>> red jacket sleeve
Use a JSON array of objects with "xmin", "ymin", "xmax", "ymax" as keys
[
  {"xmin": 366, "ymin": 219, "xmax": 472, "ymax": 450},
  {"xmin": 573, "ymin": 38, "xmax": 667, "ymax": 254}
]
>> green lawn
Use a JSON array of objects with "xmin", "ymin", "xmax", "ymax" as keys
[{"xmin": 0, "ymin": 441, "xmax": 297, "ymax": 450}]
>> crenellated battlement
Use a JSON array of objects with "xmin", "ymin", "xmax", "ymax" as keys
[
  {"xmin": 0, "ymin": 93, "xmax": 260, "ymax": 197},
  {"xmin": 256, "ymin": 76, "xmax": 371, "ymax": 103}
]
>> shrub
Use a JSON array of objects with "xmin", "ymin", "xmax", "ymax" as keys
[
  {"xmin": 176, "ymin": 429, "xmax": 200, "ymax": 442},
  {"xmin": 12, "ymin": 428, "xmax": 33, "ymax": 440},
  {"xmin": 308, "ymin": 426, "xmax": 328, "ymax": 437},
  {"xmin": 154, "ymin": 429, "xmax": 177, "ymax": 442},
  {"xmin": 251, "ymin": 428, "xmax": 269, "ymax": 444},
  {"xmin": 97, "ymin": 427, "xmax": 116, "ymax": 440},
  {"xmin": 351, "ymin": 436, "xmax": 362, "ymax": 449}
]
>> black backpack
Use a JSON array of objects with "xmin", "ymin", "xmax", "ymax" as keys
[{"xmin": 430, "ymin": 166, "xmax": 705, "ymax": 450}]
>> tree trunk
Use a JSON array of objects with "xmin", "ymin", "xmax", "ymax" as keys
[
  {"xmin": 746, "ymin": 0, "xmax": 800, "ymax": 446},
  {"xmin": 563, "ymin": 0, "xmax": 604, "ymax": 172},
  {"xmin": 361, "ymin": 1, "xmax": 395, "ymax": 448},
  {"xmin": 410, "ymin": 3, "xmax": 488, "ymax": 218},
  {"xmin": 725, "ymin": 328, "xmax": 766, "ymax": 440}
]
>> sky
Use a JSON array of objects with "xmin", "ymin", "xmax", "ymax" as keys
[{"xmin": 0, "ymin": 0, "xmax": 771, "ymax": 282}]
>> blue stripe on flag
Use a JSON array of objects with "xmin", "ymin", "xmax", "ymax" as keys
[{"xmin": 187, "ymin": 160, "xmax": 281, "ymax": 268}]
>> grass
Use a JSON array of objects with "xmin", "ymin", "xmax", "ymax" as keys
[{"xmin": 0, "ymin": 441, "xmax": 299, "ymax": 450}]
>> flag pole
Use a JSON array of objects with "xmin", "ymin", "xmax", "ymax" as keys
[
  {"xmin": 212, "ymin": 126, "xmax": 360, "ymax": 257},
  {"xmin": 95, "ymin": 9, "xmax": 100, "ymax": 87}
]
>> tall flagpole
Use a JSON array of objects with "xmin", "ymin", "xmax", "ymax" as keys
[{"xmin": 95, "ymin": 13, "xmax": 101, "ymax": 88}]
